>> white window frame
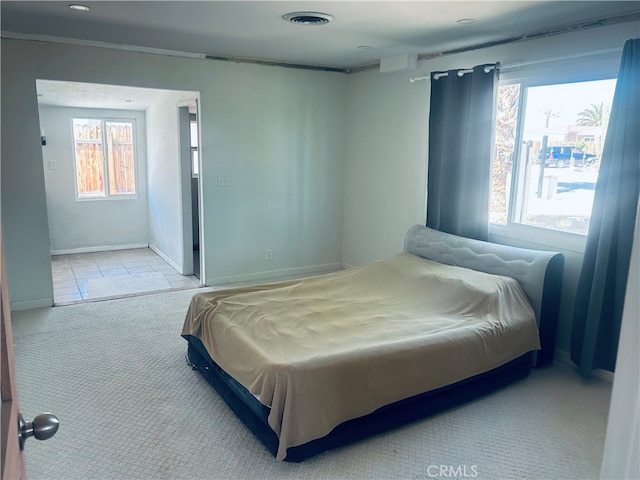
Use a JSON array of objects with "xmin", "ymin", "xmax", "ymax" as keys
[
  {"xmin": 489, "ymin": 51, "xmax": 621, "ymax": 253},
  {"xmin": 72, "ymin": 117, "xmax": 139, "ymax": 201}
]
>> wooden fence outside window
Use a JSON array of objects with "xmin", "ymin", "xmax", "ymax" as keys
[{"xmin": 73, "ymin": 119, "xmax": 136, "ymax": 198}]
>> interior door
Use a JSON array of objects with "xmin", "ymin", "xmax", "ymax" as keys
[
  {"xmin": 1, "ymin": 227, "xmax": 26, "ymax": 479},
  {"xmin": 1, "ymin": 227, "xmax": 59, "ymax": 480}
]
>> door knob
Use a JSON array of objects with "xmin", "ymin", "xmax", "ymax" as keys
[{"xmin": 18, "ymin": 412, "xmax": 60, "ymax": 450}]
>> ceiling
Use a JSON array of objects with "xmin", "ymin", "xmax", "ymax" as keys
[
  {"xmin": 35, "ymin": 79, "xmax": 198, "ymax": 110},
  {"xmin": 4, "ymin": 1, "xmax": 638, "ymax": 110},
  {"xmin": 2, "ymin": 1, "xmax": 639, "ymax": 71}
]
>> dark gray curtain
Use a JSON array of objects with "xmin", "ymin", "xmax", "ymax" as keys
[
  {"xmin": 571, "ymin": 38, "xmax": 640, "ymax": 374},
  {"xmin": 426, "ymin": 64, "xmax": 498, "ymax": 241}
]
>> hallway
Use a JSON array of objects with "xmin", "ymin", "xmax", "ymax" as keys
[{"xmin": 51, "ymin": 248, "xmax": 200, "ymax": 305}]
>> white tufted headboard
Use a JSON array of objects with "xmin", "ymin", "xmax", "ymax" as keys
[{"xmin": 404, "ymin": 225, "xmax": 564, "ymax": 367}]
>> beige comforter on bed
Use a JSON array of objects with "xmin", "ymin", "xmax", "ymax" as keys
[{"xmin": 182, "ymin": 252, "xmax": 540, "ymax": 460}]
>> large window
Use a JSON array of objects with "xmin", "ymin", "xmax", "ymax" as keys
[
  {"xmin": 490, "ymin": 78, "xmax": 616, "ymax": 236},
  {"xmin": 73, "ymin": 118, "xmax": 137, "ymax": 198}
]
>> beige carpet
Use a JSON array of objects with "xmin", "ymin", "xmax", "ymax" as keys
[
  {"xmin": 12, "ymin": 289, "xmax": 612, "ymax": 480},
  {"xmin": 87, "ymin": 272, "xmax": 172, "ymax": 299}
]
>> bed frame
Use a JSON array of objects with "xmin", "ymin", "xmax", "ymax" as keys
[{"xmin": 183, "ymin": 225, "xmax": 564, "ymax": 461}]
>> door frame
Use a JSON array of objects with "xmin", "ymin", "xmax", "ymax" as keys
[
  {"xmin": 177, "ymin": 98, "xmax": 204, "ymax": 284},
  {"xmin": 1, "ymin": 226, "xmax": 27, "ymax": 479}
]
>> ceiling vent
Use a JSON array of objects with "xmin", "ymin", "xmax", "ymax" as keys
[{"xmin": 283, "ymin": 12, "xmax": 334, "ymax": 25}]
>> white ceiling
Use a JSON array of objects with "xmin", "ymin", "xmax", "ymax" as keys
[
  {"xmin": 35, "ymin": 80, "xmax": 199, "ymax": 110},
  {"xmin": 4, "ymin": 1, "xmax": 638, "ymax": 109},
  {"xmin": 2, "ymin": 1, "xmax": 639, "ymax": 70}
]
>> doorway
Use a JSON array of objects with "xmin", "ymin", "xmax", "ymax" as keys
[
  {"xmin": 178, "ymin": 102, "xmax": 202, "ymax": 281},
  {"xmin": 190, "ymin": 110, "xmax": 201, "ymax": 279},
  {"xmin": 36, "ymin": 80, "xmax": 204, "ymax": 304}
]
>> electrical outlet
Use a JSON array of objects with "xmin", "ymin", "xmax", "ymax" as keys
[
  {"xmin": 217, "ymin": 176, "xmax": 230, "ymax": 187},
  {"xmin": 265, "ymin": 249, "xmax": 273, "ymax": 260}
]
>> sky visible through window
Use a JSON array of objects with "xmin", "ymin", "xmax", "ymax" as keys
[{"xmin": 523, "ymin": 79, "xmax": 617, "ymax": 132}]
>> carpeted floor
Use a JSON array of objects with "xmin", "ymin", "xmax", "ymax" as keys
[{"xmin": 11, "ymin": 289, "xmax": 612, "ymax": 480}]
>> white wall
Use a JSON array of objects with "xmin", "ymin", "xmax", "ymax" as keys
[
  {"xmin": 600, "ymin": 200, "xmax": 640, "ymax": 479},
  {"xmin": 342, "ymin": 71, "xmax": 429, "ymax": 267},
  {"xmin": 145, "ymin": 91, "xmax": 197, "ymax": 273},
  {"xmin": 204, "ymin": 64, "xmax": 347, "ymax": 283},
  {"xmin": 342, "ymin": 21, "xmax": 640, "ymax": 354},
  {"xmin": 39, "ymin": 106, "xmax": 149, "ymax": 253},
  {"xmin": 1, "ymin": 40, "xmax": 347, "ymax": 309}
]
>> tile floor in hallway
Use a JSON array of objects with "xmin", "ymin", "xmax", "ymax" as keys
[{"xmin": 52, "ymin": 248, "xmax": 200, "ymax": 304}]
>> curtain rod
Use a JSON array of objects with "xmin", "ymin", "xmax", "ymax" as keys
[
  {"xmin": 431, "ymin": 64, "xmax": 498, "ymax": 81},
  {"xmin": 409, "ymin": 47, "xmax": 622, "ymax": 83}
]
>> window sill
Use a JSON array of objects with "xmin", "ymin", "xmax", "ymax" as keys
[
  {"xmin": 76, "ymin": 194, "xmax": 139, "ymax": 202},
  {"xmin": 489, "ymin": 223, "xmax": 587, "ymax": 254}
]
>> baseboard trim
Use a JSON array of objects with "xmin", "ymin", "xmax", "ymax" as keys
[
  {"xmin": 51, "ymin": 243, "xmax": 149, "ymax": 255},
  {"xmin": 554, "ymin": 349, "xmax": 614, "ymax": 382},
  {"xmin": 148, "ymin": 244, "xmax": 183, "ymax": 274},
  {"xmin": 10, "ymin": 297, "xmax": 54, "ymax": 311},
  {"xmin": 206, "ymin": 263, "xmax": 342, "ymax": 287},
  {"xmin": 342, "ymin": 262, "xmax": 355, "ymax": 269}
]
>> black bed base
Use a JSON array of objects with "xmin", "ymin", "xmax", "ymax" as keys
[{"xmin": 185, "ymin": 335, "xmax": 534, "ymax": 462}]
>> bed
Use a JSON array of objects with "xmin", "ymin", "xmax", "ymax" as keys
[{"xmin": 182, "ymin": 225, "xmax": 564, "ymax": 461}]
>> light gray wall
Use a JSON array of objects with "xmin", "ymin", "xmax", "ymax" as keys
[
  {"xmin": 1, "ymin": 40, "xmax": 347, "ymax": 309},
  {"xmin": 39, "ymin": 106, "xmax": 149, "ymax": 253},
  {"xmin": 1, "ymin": 48, "xmax": 53, "ymax": 310},
  {"xmin": 145, "ymin": 91, "xmax": 197, "ymax": 273},
  {"xmin": 600, "ymin": 200, "xmax": 640, "ymax": 479},
  {"xmin": 342, "ymin": 21, "xmax": 640, "ymax": 355},
  {"xmin": 342, "ymin": 71, "xmax": 429, "ymax": 267},
  {"xmin": 206, "ymin": 65, "xmax": 346, "ymax": 282}
]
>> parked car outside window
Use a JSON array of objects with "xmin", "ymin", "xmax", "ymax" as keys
[{"xmin": 537, "ymin": 146, "xmax": 597, "ymax": 168}]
